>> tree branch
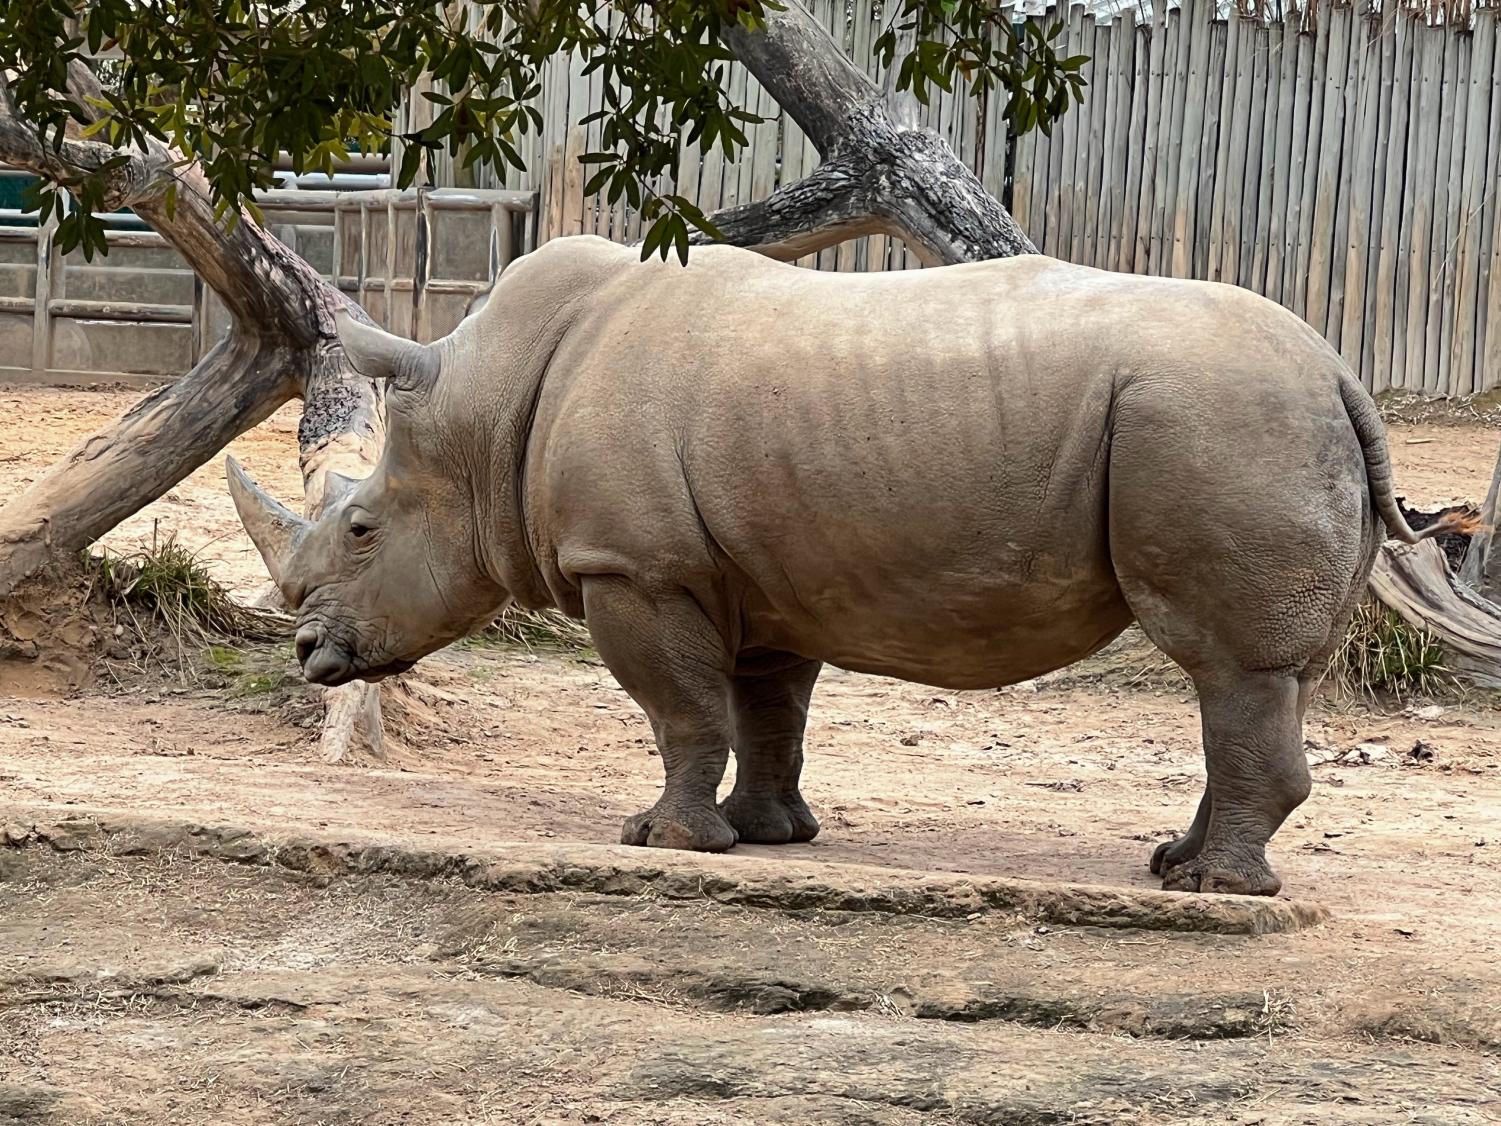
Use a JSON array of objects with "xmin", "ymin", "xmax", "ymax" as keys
[
  {"xmin": 61, "ymin": 58, "xmax": 109, "ymax": 125},
  {"xmin": 865, "ymin": 112, "xmax": 1036, "ymax": 262},
  {"xmin": 693, "ymin": 156, "xmax": 892, "ymax": 259},
  {"xmin": 0, "ymin": 70, "xmax": 346, "ymax": 340},
  {"xmin": 710, "ymin": 1, "xmax": 1035, "ymax": 264},
  {"xmin": 0, "ymin": 115, "xmax": 173, "ymax": 212}
]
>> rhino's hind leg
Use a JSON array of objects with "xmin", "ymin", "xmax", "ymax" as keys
[
  {"xmin": 1152, "ymin": 652, "xmax": 1333, "ymax": 878},
  {"xmin": 721, "ymin": 655, "xmax": 823, "ymax": 844},
  {"xmin": 581, "ymin": 576, "xmax": 737, "ymax": 852},
  {"xmin": 1156, "ymin": 670, "xmax": 1310, "ymax": 896},
  {"xmin": 1108, "ymin": 389, "xmax": 1378, "ymax": 895}
]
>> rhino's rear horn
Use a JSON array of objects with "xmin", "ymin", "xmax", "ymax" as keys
[
  {"xmin": 335, "ymin": 309, "xmax": 440, "ymax": 392},
  {"xmin": 321, "ymin": 470, "xmax": 363, "ymax": 510},
  {"xmin": 226, "ymin": 456, "xmax": 309, "ymax": 589}
]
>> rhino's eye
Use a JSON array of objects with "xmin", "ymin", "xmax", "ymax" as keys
[{"xmin": 350, "ymin": 522, "xmax": 373, "ymax": 539}]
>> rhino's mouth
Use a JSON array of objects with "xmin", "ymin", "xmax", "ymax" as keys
[
  {"xmin": 295, "ymin": 623, "xmax": 415, "ymax": 686},
  {"xmin": 302, "ymin": 655, "xmax": 416, "ymax": 688}
]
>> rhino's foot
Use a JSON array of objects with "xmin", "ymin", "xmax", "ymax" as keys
[
  {"xmin": 1159, "ymin": 852, "xmax": 1282, "ymax": 897},
  {"xmin": 1149, "ymin": 834, "xmax": 1204, "ymax": 876},
  {"xmin": 621, "ymin": 802, "xmax": 737, "ymax": 852},
  {"xmin": 719, "ymin": 789, "xmax": 820, "ymax": 844}
]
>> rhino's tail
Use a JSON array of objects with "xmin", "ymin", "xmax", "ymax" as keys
[{"xmin": 1339, "ymin": 373, "xmax": 1473, "ymax": 545}]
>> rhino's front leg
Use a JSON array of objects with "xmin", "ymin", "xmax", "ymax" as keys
[
  {"xmin": 721, "ymin": 655, "xmax": 822, "ymax": 844},
  {"xmin": 581, "ymin": 575, "xmax": 738, "ymax": 852}
]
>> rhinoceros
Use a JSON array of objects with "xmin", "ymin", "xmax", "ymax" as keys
[{"xmin": 228, "ymin": 235, "xmax": 1453, "ymax": 896}]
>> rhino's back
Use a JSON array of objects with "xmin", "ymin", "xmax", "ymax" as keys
[{"xmin": 525, "ymin": 243, "xmax": 1334, "ymax": 687}]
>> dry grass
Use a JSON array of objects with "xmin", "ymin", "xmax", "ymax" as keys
[
  {"xmin": 86, "ymin": 527, "xmax": 291, "ymax": 679},
  {"xmin": 476, "ymin": 605, "xmax": 593, "ymax": 653},
  {"xmin": 1377, "ymin": 387, "xmax": 1501, "ymax": 429},
  {"xmin": 1256, "ymin": 989, "xmax": 1298, "ymax": 1041},
  {"xmin": 1326, "ymin": 598, "xmax": 1455, "ymax": 703}
]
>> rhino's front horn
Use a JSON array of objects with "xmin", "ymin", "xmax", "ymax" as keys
[
  {"xmin": 226, "ymin": 456, "xmax": 309, "ymax": 589},
  {"xmin": 336, "ymin": 309, "xmax": 440, "ymax": 391}
]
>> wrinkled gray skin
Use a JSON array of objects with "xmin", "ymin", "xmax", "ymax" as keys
[{"xmin": 230, "ymin": 235, "xmax": 1448, "ymax": 896}]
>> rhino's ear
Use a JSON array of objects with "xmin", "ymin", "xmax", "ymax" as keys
[
  {"xmin": 336, "ymin": 309, "xmax": 440, "ymax": 392},
  {"xmin": 226, "ymin": 456, "xmax": 308, "ymax": 589}
]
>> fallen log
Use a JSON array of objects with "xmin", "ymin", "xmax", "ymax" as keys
[{"xmin": 1370, "ymin": 539, "xmax": 1501, "ymax": 689}]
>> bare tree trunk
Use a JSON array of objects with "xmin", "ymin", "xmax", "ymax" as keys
[
  {"xmin": 296, "ymin": 338, "xmax": 389, "ymax": 764},
  {"xmin": 1459, "ymin": 453, "xmax": 1501, "ymax": 599}
]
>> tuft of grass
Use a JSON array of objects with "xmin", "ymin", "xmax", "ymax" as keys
[
  {"xmin": 86, "ymin": 526, "xmax": 291, "ymax": 679},
  {"xmin": 233, "ymin": 670, "xmax": 289, "ymax": 697},
  {"xmin": 1326, "ymin": 598, "xmax": 1454, "ymax": 702},
  {"xmin": 471, "ymin": 605, "xmax": 592, "ymax": 653}
]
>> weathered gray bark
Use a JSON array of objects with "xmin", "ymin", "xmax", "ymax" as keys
[
  {"xmin": 696, "ymin": 157, "xmax": 890, "ymax": 261},
  {"xmin": 709, "ymin": 4, "xmax": 1036, "ymax": 264}
]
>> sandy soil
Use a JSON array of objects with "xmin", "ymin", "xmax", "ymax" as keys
[{"xmin": 2, "ymin": 386, "xmax": 1500, "ymax": 1124}]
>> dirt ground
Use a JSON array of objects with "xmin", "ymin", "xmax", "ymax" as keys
[{"xmin": 2, "ymin": 386, "xmax": 1500, "ymax": 1124}]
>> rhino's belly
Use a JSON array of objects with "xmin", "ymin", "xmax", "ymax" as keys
[{"xmin": 742, "ymin": 559, "xmax": 1134, "ymax": 691}]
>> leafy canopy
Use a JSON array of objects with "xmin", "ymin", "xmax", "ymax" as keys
[{"xmin": 0, "ymin": 0, "xmax": 1085, "ymax": 261}]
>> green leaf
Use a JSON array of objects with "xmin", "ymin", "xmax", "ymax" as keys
[
  {"xmin": 640, "ymin": 215, "xmax": 668, "ymax": 261},
  {"xmin": 396, "ymin": 144, "xmax": 424, "ymax": 189},
  {"xmin": 584, "ymin": 166, "xmax": 614, "ymax": 195}
]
